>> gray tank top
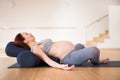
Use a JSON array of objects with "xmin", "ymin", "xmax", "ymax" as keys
[{"xmin": 31, "ymin": 39, "xmax": 53, "ymax": 55}]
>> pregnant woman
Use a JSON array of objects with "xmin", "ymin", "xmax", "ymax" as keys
[{"xmin": 14, "ymin": 32, "xmax": 109, "ymax": 70}]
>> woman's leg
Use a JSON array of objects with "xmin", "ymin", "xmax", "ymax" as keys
[
  {"xmin": 62, "ymin": 46, "xmax": 100, "ymax": 66},
  {"xmin": 74, "ymin": 43, "xmax": 85, "ymax": 50}
]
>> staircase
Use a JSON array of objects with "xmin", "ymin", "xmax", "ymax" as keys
[{"xmin": 86, "ymin": 30, "xmax": 109, "ymax": 47}]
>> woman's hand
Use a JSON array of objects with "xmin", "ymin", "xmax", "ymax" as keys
[{"xmin": 60, "ymin": 64, "xmax": 75, "ymax": 70}]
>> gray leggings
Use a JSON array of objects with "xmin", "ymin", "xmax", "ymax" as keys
[{"xmin": 61, "ymin": 43, "xmax": 100, "ymax": 66}]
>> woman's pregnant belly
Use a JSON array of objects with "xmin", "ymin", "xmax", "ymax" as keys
[{"xmin": 49, "ymin": 41, "xmax": 75, "ymax": 60}]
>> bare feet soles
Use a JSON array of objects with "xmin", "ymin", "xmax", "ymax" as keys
[{"xmin": 100, "ymin": 58, "xmax": 109, "ymax": 64}]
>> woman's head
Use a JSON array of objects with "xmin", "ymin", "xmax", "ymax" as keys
[{"xmin": 14, "ymin": 32, "xmax": 35, "ymax": 50}]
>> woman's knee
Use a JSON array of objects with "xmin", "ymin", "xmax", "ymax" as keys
[
  {"xmin": 74, "ymin": 43, "xmax": 85, "ymax": 50},
  {"xmin": 88, "ymin": 46, "xmax": 100, "ymax": 56}
]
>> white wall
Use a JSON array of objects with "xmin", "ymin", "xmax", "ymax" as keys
[
  {"xmin": 0, "ymin": 0, "xmax": 119, "ymax": 48},
  {"xmin": 1, "ymin": 0, "xmax": 115, "ymax": 27}
]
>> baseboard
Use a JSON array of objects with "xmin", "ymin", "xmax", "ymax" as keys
[{"xmin": 100, "ymin": 48, "xmax": 120, "ymax": 50}]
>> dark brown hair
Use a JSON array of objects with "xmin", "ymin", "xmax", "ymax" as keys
[{"xmin": 13, "ymin": 33, "xmax": 30, "ymax": 50}]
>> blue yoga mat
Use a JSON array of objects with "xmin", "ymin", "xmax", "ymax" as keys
[{"xmin": 8, "ymin": 61, "xmax": 120, "ymax": 68}]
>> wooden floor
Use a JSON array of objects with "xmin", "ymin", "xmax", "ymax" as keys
[{"xmin": 0, "ymin": 49, "xmax": 120, "ymax": 80}]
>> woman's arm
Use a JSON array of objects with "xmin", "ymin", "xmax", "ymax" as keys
[{"xmin": 32, "ymin": 45, "xmax": 74, "ymax": 70}]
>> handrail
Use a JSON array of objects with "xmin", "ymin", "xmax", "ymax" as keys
[
  {"xmin": 86, "ymin": 14, "xmax": 108, "ymax": 28},
  {"xmin": 85, "ymin": 14, "xmax": 108, "ymax": 42}
]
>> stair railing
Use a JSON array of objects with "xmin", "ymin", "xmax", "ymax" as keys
[{"xmin": 85, "ymin": 14, "xmax": 108, "ymax": 43}]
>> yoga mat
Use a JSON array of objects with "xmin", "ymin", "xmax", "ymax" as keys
[{"xmin": 8, "ymin": 61, "xmax": 120, "ymax": 68}]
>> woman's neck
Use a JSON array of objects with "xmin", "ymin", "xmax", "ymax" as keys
[{"xmin": 28, "ymin": 42, "xmax": 37, "ymax": 49}]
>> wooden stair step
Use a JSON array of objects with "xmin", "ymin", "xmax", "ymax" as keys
[
  {"xmin": 93, "ymin": 37, "xmax": 104, "ymax": 43},
  {"xmin": 86, "ymin": 41, "xmax": 97, "ymax": 45},
  {"xmin": 100, "ymin": 33, "xmax": 109, "ymax": 38},
  {"xmin": 86, "ymin": 30, "xmax": 110, "ymax": 47},
  {"xmin": 86, "ymin": 43, "xmax": 97, "ymax": 47},
  {"xmin": 105, "ymin": 30, "xmax": 109, "ymax": 34}
]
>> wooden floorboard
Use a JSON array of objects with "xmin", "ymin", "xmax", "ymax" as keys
[{"xmin": 0, "ymin": 49, "xmax": 120, "ymax": 80}]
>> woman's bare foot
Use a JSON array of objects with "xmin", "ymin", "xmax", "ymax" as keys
[{"xmin": 100, "ymin": 58, "xmax": 109, "ymax": 64}]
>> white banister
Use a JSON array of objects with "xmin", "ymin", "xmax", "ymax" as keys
[{"xmin": 85, "ymin": 14, "xmax": 108, "ymax": 43}]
